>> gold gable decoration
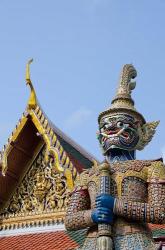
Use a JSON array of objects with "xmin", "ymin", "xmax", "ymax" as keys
[
  {"xmin": 6, "ymin": 147, "xmax": 70, "ymax": 213},
  {"xmin": 0, "ymin": 59, "xmax": 77, "ymax": 190},
  {"xmin": 0, "ymin": 147, "xmax": 69, "ymax": 230}
]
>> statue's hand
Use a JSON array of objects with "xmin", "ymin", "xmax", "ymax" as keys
[
  {"xmin": 96, "ymin": 194, "xmax": 115, "ymax": 210},
  {"xmin": 91, "ymin": 207, "xmax": 114, "ymax": 224}
]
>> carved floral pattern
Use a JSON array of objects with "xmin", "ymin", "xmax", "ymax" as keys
[{"xmin": 4, "ymin": 147, "xmax": 70, "ymax": 215}]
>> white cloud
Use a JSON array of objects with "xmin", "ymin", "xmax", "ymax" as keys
[{"xmin": 64, "ymin": 107, "xmax": 92, "ymax": 130}]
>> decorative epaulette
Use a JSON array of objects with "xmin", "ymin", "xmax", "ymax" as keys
[
  {"xmin": 73, "ymin": 169, "xmax": 90, "ymax": 190},
  {"xmin": 147, "ymin": 161, "xmax": 165, "ymax": 183}
]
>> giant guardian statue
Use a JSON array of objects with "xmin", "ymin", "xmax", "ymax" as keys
[{"xmin": 65, "ymin": 65, "xmax": 165, "ymax": 250}]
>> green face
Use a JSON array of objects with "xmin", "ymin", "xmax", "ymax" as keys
[{"xmin": 98, "ymin": 114, "xmax": 140, "ymax": 154}]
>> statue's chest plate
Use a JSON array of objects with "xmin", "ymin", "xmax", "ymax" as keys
[
  {"xmin": 86, "ymin": 161, "xmax": 150, "ymax": 204},
  {"xmin": 110, "ymin": 162, "xmax": 148, "ymax": 201},
  {"xmin": 120, "ymin": 176, "xmax": 147, "ymax": 201}
]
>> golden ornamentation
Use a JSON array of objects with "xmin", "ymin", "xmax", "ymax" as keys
[
  {"xmin": 28, "ymin": 105, "xmax": 77, "ymax": 189},
  {"xmin": 1, "ymin": 115, "xmax": 28, "ymax": 175},
  {"xmin": 3, "ymin": 147, "xmax": 71, "ymax": 216},
  {"xmin": 136, "ymin": 121, "xmax": 160, "ymax": 150},
  {"xmin": 0, "ymin": 210, "xmax": 65, "ymax": 231},
  {"xmin": 116, "ymin": 64, "xmax": 137, "ymax": 99},
  {"xmin": 92, "ymin": 159, "xmax": 99, "ymax": 170},
  {"xmin": 98, "ymin": 64, "xmax": 145, "ymax": 124},
  {"xmin": 147, "ymin": 160, "xmax": 165, "ymax": 181},
  {"xmin": 26, "ymin": 58, "xmax": 37, "ymax": 109},
  {"xmin": 0, "ymin": 60, "xmax": 78, "ymax": 189},
  {"xmin": 112, "ymin": 166, "xmax": 148, "ymax": 197}
]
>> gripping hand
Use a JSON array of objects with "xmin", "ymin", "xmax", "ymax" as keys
[
  {"xmin": 91, "ymin": 207, "xmax": 114, "ymax": 224},
  {"xmin": 96, "ymin": 194, "xmax": 115, "ymax": 210}
]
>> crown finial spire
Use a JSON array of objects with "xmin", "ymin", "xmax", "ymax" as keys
[
  {"xmin": 98, "ymin": 64, "xmax": 145, "ymax": 124},
  {"xmin": 115, "ymin": 64, "xmax": 137, "ymax": 99}
]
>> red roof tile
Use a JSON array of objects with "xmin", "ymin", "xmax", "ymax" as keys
[
  {"xmin": 148, "ymin": 224, "xmax": 165, "ymax": 231},
  {"xmin": 1, "ymin": 225, "xmax": 165, "ymax": 250},
  {"xmin": 0, "ymin": 231, "xmax": 79, "ymax": 250}
]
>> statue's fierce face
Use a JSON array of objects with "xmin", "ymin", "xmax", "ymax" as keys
[{"xmin": 98, "ymin": 114, "xmax": 140, "ymax": 154}]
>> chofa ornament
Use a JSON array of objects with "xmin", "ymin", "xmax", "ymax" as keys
[{"xmin": 65, "ymin": 64, "xmax": 165, "ymax": 250}]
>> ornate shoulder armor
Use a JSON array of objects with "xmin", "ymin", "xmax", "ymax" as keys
[
  {"xmin": 74, "ymin": 169, "xmax": 90, "ymax": 191},
  {"xmin": 147, "ymin": 160, "xmax": 165, "ymax": 183}
]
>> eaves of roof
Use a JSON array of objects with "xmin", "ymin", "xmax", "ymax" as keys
[{"xmin": 0, "ymin": 229, "xmax": 87, "ymax": 250}]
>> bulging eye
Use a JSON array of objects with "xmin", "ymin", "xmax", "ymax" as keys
[{"xmin": 117, "ymin": 121, "xmax": 124, "ymax": 128}]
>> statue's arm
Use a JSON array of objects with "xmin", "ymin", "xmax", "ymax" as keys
[
  {"xmin": 113, "ymin": 162, "xmax": 165, "ymax": 224},
  {"xmin": 65, "ymin": 187, "xmax": 94, "ymax": 230}
]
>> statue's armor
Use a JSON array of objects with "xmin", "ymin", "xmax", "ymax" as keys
[{"xmin": 65, "ymin": 160, "xmax": 165, "ymax": 250}]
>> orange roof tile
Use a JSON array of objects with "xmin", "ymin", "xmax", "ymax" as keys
[
  {"xmin": 1, "ymin": 225, "xmax": 165, "ymax": 250},
  {"xmin": 148, "ymin": 224, "xmax": 165, "ymax": 230},
  {"xmin": 0, "ymin": 231, "xmax": 79, "ymax": 250}
]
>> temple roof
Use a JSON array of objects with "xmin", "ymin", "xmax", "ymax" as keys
[{"xmin": 0, "ymin": 60, "xmax": 98, "ymax": 212}]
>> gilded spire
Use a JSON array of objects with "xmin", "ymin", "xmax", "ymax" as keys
[
  {"xmin": 98, "ymin": 64, "xmax": 145, "ymax": 124},
  {"xmin": 110, "ymin": 64, "xmax": 137, "ymax": 112},
  {"xmin": 26, "ymin": 59, "xmax": 37, "ymax": 109},
  {"xmin": 115, "ymin": 64, "xmax": 137, "ymax": 100}
]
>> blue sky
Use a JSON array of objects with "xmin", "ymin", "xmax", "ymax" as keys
[{"xmin": 0, "ymin": 1, "xmax": 165, "ymax": 161}]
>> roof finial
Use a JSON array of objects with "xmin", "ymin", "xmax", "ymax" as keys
[
  {"xmin": 26, "ymin": 59, "xmax": 37, "ymax": 109},
  {"xmin": 26, "ymin": 58, "xmax": 33, "ymax": 83}
]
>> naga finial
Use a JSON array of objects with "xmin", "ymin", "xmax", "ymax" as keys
[
  {"xmin": 26, "ymin": 58, "xmax": 37, "ymax": 109},
  {"xmin": 26, "ymin": 58, "xmax": 33, "ymax": 84}
]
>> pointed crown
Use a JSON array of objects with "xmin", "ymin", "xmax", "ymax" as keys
[{"xmin": 98, "ymin": 64, "xmax": 146, "ymax": 124}]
